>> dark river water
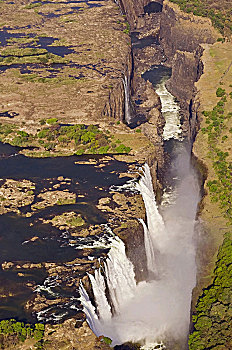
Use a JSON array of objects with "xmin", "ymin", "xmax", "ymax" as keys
[{"xmin": 0, "ymin": 142, "xmax": 131, "ymax": 322}]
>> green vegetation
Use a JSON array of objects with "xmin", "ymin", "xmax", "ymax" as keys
[
  {"xmin": 1, "ymin": 48, "xmax": 47, "ymax": 57},
  {"xmin": 189, "ymin": 87, "xmax": 232, "ymax": 349},
  {"xmin": 216, "ymin": 87, "xmax": 226, "ymax": 97},
  {"xmin": 46, "ymin": 118, "xmax": 58, "ymax": 125},
  {"xmin": 67, "ymin": 215, "xmax": 85, "ymax": 227},
  {"xmin": 56, "ymin": 197, "xmax": 76, "ymax": 205},
  {"xmin": 123, "ymin": 22, "xmax": 130, "ymax": 35},
  {"xmin": 99, "ymin": 335, "xmax": 112, "ymax": 345},
  {"xmin": 115, "ymin": 144, "xmax": 131, "ymax": 153},
  {"xmin": 200, "ymin": 93, "xmax": 232, "ymax": 225},
  {"xmin": 7, "ymin": 37, "xmax": 39, "ymax": 45},
  {"xmin": 0, "ymin": 48, "xmax": 68, "ymax": 66},
  {"xmin": 0, "ymin": 319, "xmax": 45, "ymax": 349},
  {"xmin": 189, "ymin": 233, "xmax": 232, "ymax": 350},
  {"xmin": 169, "ymin": 0, "xmax": 232, "ymax": 34},
  {"xmin": 25, "ymin": 2, "xmax": 43, "ymax": 9},
  {"xmin": 0, "ymin": 122, "xmax": 131, "ymax": 156}
]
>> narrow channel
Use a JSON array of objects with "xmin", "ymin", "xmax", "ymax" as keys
[{"xmin": 80, "ymin": 65, "xmax": 201, "ymax": 349}]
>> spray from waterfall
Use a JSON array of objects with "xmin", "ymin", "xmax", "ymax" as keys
[{"xmin": 79, "ymin": 148, "xmax": 200, "ymax": 347}]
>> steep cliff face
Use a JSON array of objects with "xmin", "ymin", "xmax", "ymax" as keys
[
  {"xmin": 117, "ymin": 0, "xmax": 150, "ymax": 29},
  {"xmin": 102, "ymin": 51, "xmax": 132, "ymax": 122},
  {"xmin": 159, "ymin": 0, "xmax": 218, "ymax": 135},
  {"xmin": 160, "ymin": 1, "xmax": 217, "ymax": 60}
]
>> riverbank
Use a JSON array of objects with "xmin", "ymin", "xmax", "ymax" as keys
[
  {"xmin": 193, "ymin": 40, "xmax": 232, "ymax": 291},
  {"xmin": 190, "ymin": 40, "xmax": 232, "ymax": 350}
]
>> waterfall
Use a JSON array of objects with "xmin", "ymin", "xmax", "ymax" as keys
[
  {"xmin": 79, "ymin": 235, "xmax": 137, "ymax": 340},
  {"xmin": 114, "ymin": 0, "xmax": 123, "ymax": 15},
  {"xmin": 123, "ymin": 75, "xmax": 133, "ymax": 125},
  {"xmin": 136, "ymin": 163, "xmax": 166, "ymax": 277},
  {"xmin": 79, "ymin": 281, "xmax": 103, "ymax": 336},
  {"xmin": 88, "ymin": 270, "xmax": 111, "ymax": 321},
  {"xmin": 139, "ymin": 218, "xmax": 157, "ymax": 276},
  {"xmin": 137, "ymin": 164, "xmax": 165, "ymax": 246},
  {"xmin": 103, "ymin": 237, "xmax": 136, "ymax": 314},
  {"xmin": 79, "ymin": 156, "xmax": 199, "ymax": 347}
]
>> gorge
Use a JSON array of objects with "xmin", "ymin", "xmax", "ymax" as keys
[{"xmin": 0, "ymin": 0, "xmax": 231, "ymax": 349}]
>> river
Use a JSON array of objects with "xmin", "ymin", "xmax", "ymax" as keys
[{"xmin": 80, "ymin": 65, "xmax": 200, "ymax": 349}]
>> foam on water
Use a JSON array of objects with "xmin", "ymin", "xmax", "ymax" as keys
[
  {"xmin": 156, "ymin": 80, "xmax": 182, "ymax": 141},
  {"xmin": 110, "ymin": 177, "xmax": 139, "ymax": 193}
]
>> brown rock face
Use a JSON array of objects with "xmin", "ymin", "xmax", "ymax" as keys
[
  {"xmin": 102, "ymin": 54, "xmax": 132, "ymax": 122},
  {"xmin": 44, "ymin": 320, "xmax": 111, "ymax": 350},
  {"xmin": 159, "ymin": 0, "xmax": 218, "ymax": 135},
  {"xmin": 118, "ymin": 221, "xmax": 148, "ymax": 282},
  {"xmin": 117, "ymin": 0, "xmax": 150, "ymax": 29},
  {"xmin": 160, "ymin": 1, "xmax": 217, "ymax": 60}
]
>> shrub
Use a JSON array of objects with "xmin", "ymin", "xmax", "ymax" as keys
[
  {"xmin": 0, "ymin": 124, "xmax": 15, "ymax": 135},
  {"xmin": 217, "ymin": 37, "xmax": 225, "ymax": 42},
  {"xmin": 46, "ymin": 118, "xmax": 58, "ymax": 125},
  {"xmin": 115, "ymin": 144, "xmax": 131, "ymax": 153},
  {"xmin": 11, "ymin": 136, "xmax": 26, "ymax": 147},
  {"xmin": 76, "ymin": 148, "xmax": 84, "ymax": 155},
  {"xmin": 123, "ymin": 22, "xmax": 130, "ymax": 34},
  {"xmin": 38, "ymin": 129, "xmax": 50, "ymax": 138},
  {"xmin": 17, "ymin": 130, "xmax": 29, "ymax": 138},
  {"xmin": 81, "ymin": 131, "xmax": 96, "ymax": 144},
  {"xmin": 97, "ymin": 146, "xmax": 109, "ymax": 154},
  {"xmin": 0, "ymin": 319, "xmax": 45, "ymax": 345},
  {"xmin": 100, "ymin": 336, "xmax": 112, "ymax": 345},
  {"xmin": 216, "ymin": 88, "xmax": 226, "ymax": 97},
  {"xmin": 45, "ymin": 143, "xmax": 55, "ymax": 151}
]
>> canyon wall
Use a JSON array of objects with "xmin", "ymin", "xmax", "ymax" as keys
[
  {"xmin": 118, "ymin": 0, "xmax": 218, "ymax": 137},
  {"xmin": 102, "ymin": 52, "xmax": 132, "ymax": 122},
  {"xmin": 117, "ymin": 0, "xmax": 150, "ymax": 29},
  {"xmin": 160, "ymin": 0, "xmax": 218, "ymax": 135}
]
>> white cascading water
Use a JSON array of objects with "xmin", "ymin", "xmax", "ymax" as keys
[
  {"xmin": 156, "ymin": 79, "xmax": 182, "ymax": 141},
  {"xmin": 88, "ymin": 270, "xmax": 111, "ymax": 321},
  {"xmin": 80, "ymin": 153, "xmax": 199, "ymax": 347},
  {"xmin": 123, "ymin": 75, "xmax": 133, "ymax": 125}
]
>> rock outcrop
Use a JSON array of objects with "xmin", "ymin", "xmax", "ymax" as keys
[
  {"xmin": 117, "ymin": 0, "xmax": 150, "ymax": 29},
  {"xmin": 159, "ymin": 0, "xmax": 218, "ymax": 136}
]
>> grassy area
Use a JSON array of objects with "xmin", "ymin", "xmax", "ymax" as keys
[
  {"xmin": 0, "ymin": 48, "xmax": 68, "ymax": 66},
  {"xmin": 200, "ymin": 93, "xmax": 232, "ymax": 225},
  {"xmin": 189, "ymin": 62, "xmax": 232, "ymax": 348},
  {"xmin": 0, "ymin": 121, "xmax": 131, "ymax": 157},
  {"xmin": 169, "ymin": 0, "xmax": 232, "ymax": 35}
]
